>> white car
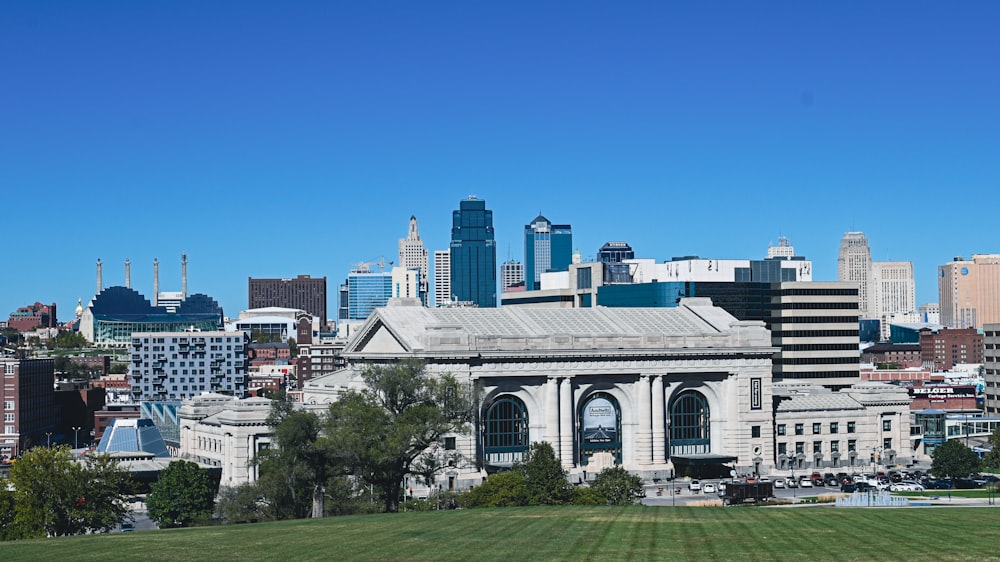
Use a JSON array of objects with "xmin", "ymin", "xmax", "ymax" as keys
[
  {"xmin": 703, "ymin": 483, "xmax": 716, "ymax": 494},
  {"xmin": 773, "ymin": 478, "xmax": 785, "ymax": 488},
  {"xmin": 688, "ymin": 480, "xmax": 702, "ymax": 492},
  {"xmin": 799, "ymin": 477, "xmax": 813, "ymax": 488}
]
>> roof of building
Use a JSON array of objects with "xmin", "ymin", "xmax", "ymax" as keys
[
  {"xmin": 88, "ymin": 286, "xmax": 222, "ymax": 323},
  {"xmin": 864, "ymin": 343, "xmax": 921, "ymax": 353},
  {"xmin": 95, "ymin": 418, "xmax": 170, "ymax": 457}
]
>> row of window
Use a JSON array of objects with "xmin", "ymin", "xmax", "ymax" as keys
[
  {"xmin": 778, "ymin": 420, "xmax": 892, "ymax": 436},
  {"xmin": 778, "ymin": 438, "xmax": 893, "ymax": 455}
]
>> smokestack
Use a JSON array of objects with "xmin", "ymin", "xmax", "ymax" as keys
[
  {"xmin": 182, "ymin": 253, "xmax": 188, "ymax": 298},
  {"xmin": 125, "ymin": 258, "xmax": 131, "ymax": 289},
  {"xmin": 96, "ymin": 259, "xmax": 103, "ymax": 295},
  {"xmin": 153, "ymin": 258, "xmax": 159, "ymax": 307}
]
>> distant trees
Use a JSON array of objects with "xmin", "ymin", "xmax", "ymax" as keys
[
  {"xmin": 147, "ymin": 460, "xmax": 218, "ymax": 528},
  {"xmin": 3, "ymin": 446, "xmax": 133, "ymax": 538},
  {"xmin": 932, "ymin": 440, "xmax": 982, "ymax": 480}
]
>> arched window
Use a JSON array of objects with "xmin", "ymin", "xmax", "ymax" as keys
[
  {"xmin": 669, "ymin": 390, "xmax": 710, "ymax": 455},
  {"xmin": 579, "ymin": 393, "xmax": 622, "ymax": 466},
  {"xmin": 483, "ymin": 396, "xmax": 529, "ymax": 468}
]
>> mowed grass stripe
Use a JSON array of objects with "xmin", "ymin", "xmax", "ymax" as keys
[{"xmin": 3, "ymin": 506, "xmax": 1000, "ymax": 561}]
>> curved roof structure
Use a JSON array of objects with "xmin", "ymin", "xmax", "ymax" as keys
[
  {"xmin": 89, "ymin": 286, "xmax": 222, "ymax": 323},
  {"xmin": 95, "ymin": 418, "xmax": 170, "ymax": 457}
]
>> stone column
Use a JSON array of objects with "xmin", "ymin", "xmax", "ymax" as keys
[
  {"xmin": 559, "ymin": 376, "xmax": 574, "ymax": 468},
  {"xmin": 651, "ymin": 375, "xmax": 665, "ymax": 465},
  {"xmin": 636, "ymin": 375, "xmax": 652, "ymax": 466},
  {"xmin": 546, "ymin": 377, "xmax": 559, "ymax": 447}
]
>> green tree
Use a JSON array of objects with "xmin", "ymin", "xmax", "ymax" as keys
[
  {"xmin": 931, "ymin": 440, "xmax": 982, "ymax": 480},
  {"xmin": 984, "ymin": 427, "xmax": 1000, "ymax": 470},
  {"xmin": 215, "ymin": 484, "xmax": 268, "ymax": 525},
  {"xmin": 8, "ymin": 446, "xmax": 133, "ymax": 538},
  {"xmin": 147, "ymin": 460, "xmax": 217, "ymax": 528},
  {"xmin": 591, "ymin": 466, "xmax": 644, "ymax": 505},
  {"xmin": 255, "ymin": 397, "xmax": 342, "ymax": 519},
  {"xmin": 515, "ymin": 442, "xmax": 575, "ymax": 505},
  {"xmin": 325, "ymin": 359, "xmax": 475, "ymax": 513},
  {"xmin": 0, "ymin": 485, "xmax": 16, "ymax": 540},
  {"xmin": 287, "ymin": 337, "xmax": 298, "ymax": 358},
  {"xmin": 460, "ymin": 471, "xmax": 530, "ymax": 507}
]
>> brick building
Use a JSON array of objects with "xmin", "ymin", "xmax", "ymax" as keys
[
  {"xmin": 1, "ymin": 358, "xmax": 57, "ymax": 459},
  {"xmin": 861, "ymin": 343, "xmax": 923, "ymax": 369},
  {"xmin": 919, "ymin": 327, "xmax": 984, "ymax": 371},
  {"xmin": 7, "ymin": 302, "xmax": 57, "ymax": 332},
  {"xmin": 248, "ymin": 275, "xmax": 328, "ymax": 328}
]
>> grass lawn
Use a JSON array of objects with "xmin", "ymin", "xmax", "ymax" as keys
[{"xmin": 1, "ymin": 505, "xmax": 998, "ymax": 561}]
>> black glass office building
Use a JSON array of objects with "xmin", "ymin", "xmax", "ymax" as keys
[
  {"xmin": 524, "ymin": 214, "xmax": 573, "ymax": 291},
  {"xmin": 450, "ymin": 197, "xmax": 497, "ymax": 307}
]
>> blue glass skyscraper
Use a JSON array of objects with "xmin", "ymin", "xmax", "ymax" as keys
[
  {"xmin": 524, "ymin": 214, "xmax": 572, "ymax": 291},
  {"xmin": 450, "ymin": 197, "xmax": 497, "ymax": 307}
]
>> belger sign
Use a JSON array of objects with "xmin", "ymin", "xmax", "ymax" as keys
[{"xmin": 908, "ymin": 386, "xmax": 976, "ymax": 397}]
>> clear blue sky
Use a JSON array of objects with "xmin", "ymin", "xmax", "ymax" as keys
[{"xmin": 2, "ymin": 2, "xmax": 998, "ymax": 321}]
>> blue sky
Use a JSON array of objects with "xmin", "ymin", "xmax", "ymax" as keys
[{"xmin": 2, "ymin": 2, "xmax": 998, "ymax": 321}]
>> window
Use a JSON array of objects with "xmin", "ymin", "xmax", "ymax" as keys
[
  {"xmin": 3, "ymin": 413, "xmax": 13, "ymax": 423},
  {"xmin": 848, "ymin": 440, "xmax": 857, "ymax": 452},
  {"xmin": 444, "ymin": 437, "xmax": 456, "ymax": 450},
  {"xmin": 831, "ymin": 441, "xmax": 840, "ymax": 453},
  {"xmin": 813, "ymin": 423, "xmax": 821, "ymax": 434},
  {"xmin": 3, "ymin": 401, "xmax": 13, "ymax": 411},
  {"xmin": 847, "ymin": 421, "xmax": 856, "ymax": 433},
  {"xmin": 4, "ymin": 425, "xmax": 13, "ymax": 434},
  {"xmin": 795, "ymin": 424, "xmax": 804, "ymax": 435},
  {"xmin": 751, "ymin": 426, "xmax": 761, "ymax": 438},
  {"xmin": 795, "ymin": 442, "xmax": 804, "ymax": 454},
  {"xmin": 883, "ymin": 438, "xmax": 892, "ymax": 450},
  {"xmin": 777, "ymin": 424, "xmax": 786, "ymax": 436},
  {"xmin": 830, "ymin": 422, "xmax": 839, "ymax": 434},
  {"xmin": 778, "ymin": 442, "xmax": 787, "ymax": 455},
  {"xmin": 813, "ymin": 441, "xmax": 822, "ymax": 454},
  {"xmin": 882, "ymin": 419, "xmax": 891, "ymax": 432}
]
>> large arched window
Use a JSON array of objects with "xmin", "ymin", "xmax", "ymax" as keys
[
  {"xmin": 669, "ymin": 390, "xmax": 710, "ymax": 455},
  {"xmin": 579, "ymin": 393, "xmax": 622, "ymax": 466},
  {"xmin": 483, "ymin": 396, "xmax": 529, "ymax": 468}
]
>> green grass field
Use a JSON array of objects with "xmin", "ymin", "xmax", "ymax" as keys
[{"xmin": 1, "ymin": 506, "xmax": 998, "ymax": 561}]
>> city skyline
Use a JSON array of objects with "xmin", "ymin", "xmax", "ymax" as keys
[{"xmin": 3, "ymin": 3, "xmax": 998, "ymax": 320}]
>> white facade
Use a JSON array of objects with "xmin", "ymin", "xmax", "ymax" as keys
[
  {"xmin": 919, "ymin": 303, "xmax": 941, "ymax": 324},
  {"xmin": 432, "ymin": 249, "xmax": 451, "ymax": 307},
  {"xmin": 766, "ymin": 237, "xmax": 796, "ymax": 259},
  {"xmin": 178, "ymin": 394, "xmax": 276, "ymax": 487},
  {"xmin": 628, "ymin": 257, "xmax": 813, "ymax": 284},
  {"xmin": 501, "ymin": 260, "xmax": 524, "ymax": 291},
  {"xmin": 872, "ymin": 261, "xmax": 915, "ymax": 316},
  {"xmin": 129, "ymin": 331, "xmax": 249, "ymax": 401},
  {"xmin": 398, "ymin": 216, "xmax": 429, "ymax": 305},
  {"xmin": 390, "ymin": 266, "xmax": 420, "ymax": 300},
  {"xmin": 838, "ymin": 232, "xmax": 873, "ymax": 318}
]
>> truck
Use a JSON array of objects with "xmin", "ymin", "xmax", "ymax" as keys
[{"xmin": 723, "ymin": 481, "xmax": 774, "ymax": 505}]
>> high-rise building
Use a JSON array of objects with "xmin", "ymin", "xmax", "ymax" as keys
[
  {"xmin": 450, "ymin": 197, "xmax": 497, "ymax": 307},
  {"xmin": 391, "ymin": 266, "xmax": 420, "ymax": 300},
  {"xmin": 872, "ymin": 261, "xmax": 916, "ymax": 340},
  {"xmin": 248, "ymin": 275, "xmax": 328, "ymax": 326},
  {"xmin": 984, "ymin": 324, "xmax": 1000, "ymax": 414},
  {"xmin": 766, "ymin": 237, "xmax": 795, "ymax": 259},
  {"xmin": 346, "ymin": 265, "xmax": 394, "ymax": 320},
  {"xmin": 838, "ymin": 232, "xmax": 873, "ymax": 317},
  {"xmin": 129, "ymin": 331, "xmax": 249, "ymax": 401},
  {"xmin": 1, "ymin": 358, "xmax": 57, "ymax": 460},
  {"xmin": 433, "ymin": 250, "xmax": 451, "ymax": 307},
  {"xmin": 598, "ymin": 241, "xmax": 634, "ymax": 264},
  {"xmin": 939, "ymin": 254, "xmax": 1000, "ymax": 329},
  {"xmin": 398, "ymin": 215, "xmax": 429, "ymax": 305},
  {"xmin": 523, "ymin": 214, "xmax": 572, "ymax": 291},
  {"xmin": 501, "ymin": 260, "xmax": 524, "ymax": 292}
]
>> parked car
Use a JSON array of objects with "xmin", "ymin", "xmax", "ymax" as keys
[
  {"xmin": 799, "ymin": 477, "xmax": 813, "ymax": 488},
  {"xmin": 812, "ymin": 478, "xmax": 825, "ymax": 487},
  {"xmin": 120, "ymin": 520, "xmax": 134, "ymax": 532},
  {"xmin": 688, "ymin": 479, "xmax": 702, "ymax": 492},
  {"xmin": 826, "ymin": 476, "xmax": 839, "ymax": 487},
  {"xmin": 773, "ymin": 478, "xmax": 785, "ymax": 489},
  {"xmin": 841, "ymin": 483, "xmax": 858, "ymax": 493},
  {"xmin": 785, "ymin": 477, "xmax": 798, "ymax": 488},
  {"xmin": 703, "ymin": 483, "xmax": 717, "ymax": 494}
]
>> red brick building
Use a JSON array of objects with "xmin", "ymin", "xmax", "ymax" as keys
[
  {"xmin": 1, "ymin": 358, "xmax": 57, "ymax": 459},
  {"xmin": 862, "ymin": 343, "xmax": 923, "ymax": 368},
  {"xmin": 919, "ymin": 327, "xmax": 984, "ymax": 371},
  {"xmin": 7, "ymin": 302, "xmax": 58, "ymax": 332}
]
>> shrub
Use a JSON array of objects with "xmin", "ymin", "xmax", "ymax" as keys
[{"xmin": 591, "ymin": 466, "xmax": 644, "ymax": 506}]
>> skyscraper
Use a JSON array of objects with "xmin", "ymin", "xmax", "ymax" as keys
[
  {"xmin": 939, "ymin": 254, "xmax": 1000, "ymax": 329},
  {"xmin": 249, "ymin": 275, "xmax": 328, "ymax": 325},
  {"xmin": 524, "ymin": 214, "xmax": 572, "ymax": 291},
  {"xmin": 450, "ymin": 197, "xmax": 497, "ymax": 307},
  {"xmin": 837, "ymin": 232, "xmax": 873, "ymax": 318},
  {"xmin": 598, "ymin": 241, "xmax": 634, "ymax": 264},
  {"xmin": 433, "ymin": 249, "xmax": 451, "ymax": 307},
  {"xmin": 398, "ymin": 215, "xmax": 429, "ymax": 305},
  {"xmin": 872, "ymin": 260, "xmax": 916, "ymax": 336},
  {"xmin": 501, "ymin": 260, "xmax": 524, "ymax": 292},
  {"xmin": 346, "ymin": 265, "xmax": 393, "ymax": 320}
]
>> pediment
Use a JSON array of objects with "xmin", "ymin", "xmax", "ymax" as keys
[{"xmin": 352, "ymin": 319, "xmax": 408, "ymax": 354}]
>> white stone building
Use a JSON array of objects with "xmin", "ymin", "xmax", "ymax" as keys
[{"xmin": 177, "ymin": 393, "xmax": 275, "ymax": 487}]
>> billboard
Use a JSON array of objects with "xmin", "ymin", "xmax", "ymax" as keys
[{"xmin": 582, "ymin": 396, "xmax": 618, "ymax": 444}]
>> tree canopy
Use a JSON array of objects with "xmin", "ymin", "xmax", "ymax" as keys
[
  {"xmin": 931, "ymin": 440, "xmax": 982, "ymax": 480},
  {"xmin": 5, "ymin": 446, "xmax": 133, "ymax": 538},
  {"xmin": 147, "ymin": 460, "xmax": 217, "ymax": 528},
  {"xmin": 984, "ymin": 427, "xmax": 1000, "ymax": 470},
  {"xmin": 591, "ymin": 465, "xmax": 645, "ymax": 505},
  {"xmin": 325, "ymin": 359, "xmax": 475, "ymax": 513}
]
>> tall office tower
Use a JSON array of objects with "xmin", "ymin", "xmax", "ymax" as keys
[
  {"xmin": 450, "ymin": 196, "xmax": 497, "ymax": 307},
  {"xmin": 346, "ymin": 265, "xmax": 393, "ymax": 320},
  {"xmin": 501, "ymin": 260, "xmax": 524, "ymax": 292},
  {"xmin": 248, "ymin": 275, "xmax": 328, "ymax": 326},
  {"xmin": 919, "ymin": 303, "xmax": 940, "ymax": 324},
  {"xmin": 767, "ymin": 237, "xmax": 795, "ymax": 259},
  {"xmin": 398, "ymin": 215, "xmax": 429, "ymax": 305},
  {"xmin": 391, "ymin": 266, "xmax": 420, "ymax": 300},
  {"xmin": 939, "ymin": 254, "xmax": 1000, "ymax": 329},
  {"xmin": 597, "ymin": 241, "xmax": 634, "ymax": 264},
  {"xmin": 837, "ymin": 232, "xmax": 873, "ymax": 317},
  {"xmin": 985, "ymin": 324, "xmax": 1000, "ymax": 414},
  {"xmin": 433, "ymin": 250, "xmax": 451, "ymax": 307},
  {"xmin": 523, "ymin": 214, "xmax": 572, "ymax": 291},
  {"xmin": 872, "ymin": 261, "xmax": 916, "ymax": 339}
]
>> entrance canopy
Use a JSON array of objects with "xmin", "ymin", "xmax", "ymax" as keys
[{"xmin": 671, "ymin": 454, "xmax": 738, "ymax": 466}]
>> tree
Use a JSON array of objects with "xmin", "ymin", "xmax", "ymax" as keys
[
  {"xmin": 516, "ymin": 442, "xmax": 575, "ymax": 505},
  {"xmin": 0, "ymin": 485, "xmax": 16, "ymax": 540},
  {"xmin": 325, "ymin": 359, "xmax": 475, "ymax": 513},
  {"xmin": 931, "ymin": 440, "xmax": 982, "ymax": 480},
  {"xmin": 8, "ymin": 446, "xmax": 133, "ymax": 538},
  {"xmin": 984, "ymin": 427, "xmax": 1000, "ymax": 470},
  {"xmin": 147, "ymin": 460, "xmax": 217, "ymax": 528},
  {"xmin": 215, "ymin": 484, "xmax": 269, "ymax": 525},
  {"xmin": 461, "ymin": 471, "xmax": 530, "ymax": 507},
  {"xmin": 591, "ymin": 466, "xmax": 644, "ymax": 505},
  {"xmin": 287, "ymin": 337, "xmax": 298, "ymax": 358},
  {"xmin": 255, "ymin": 396, "xmax": 342, "ymax": 519}
]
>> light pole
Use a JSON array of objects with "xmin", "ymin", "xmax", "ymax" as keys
[
  {"xmin": 45, "ymin": 432, "xmax": 52, "ymax": 447},
  {"xmin": 72, "ymin": 426, "xmax": 81, "ymax": 449}
]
